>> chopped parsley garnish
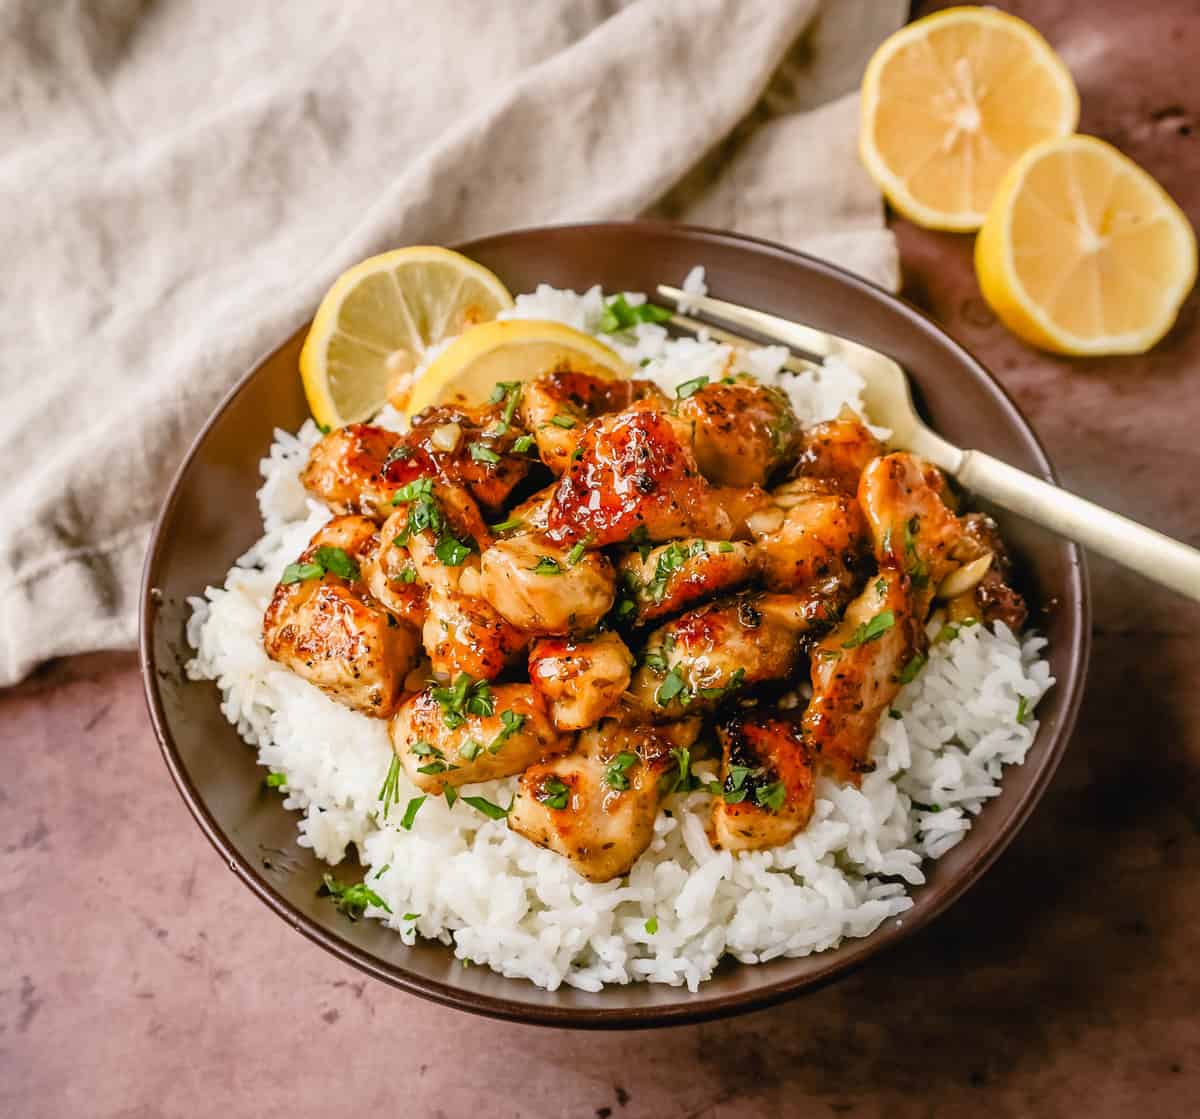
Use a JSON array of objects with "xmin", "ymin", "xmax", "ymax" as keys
[
  {"xmin": 1016, "ymin": 696, "xmax": 1030, "ymax": 724},
  {"xmin": 434, "ymin": 535, "xmax": 472, "ymax": 567},
  {"xmin": 444, "ymin": 786, "xmax": 458, "ymax": 808},
  {"xmin": 468, "ymin": 442, "xmax": 501, "ymax": 465},
  {"xmin": 616, "ymin": 598, "xmax": 636, "ymax": 619},
  {"xmin": 888, "ymin": 709, "xmax": 903, "ymax": 720},
  {"xmin": 512, "ymin": 434, "xmax": 536, "ymax": 453},
  {"xmin": 488, "ymin": 380, "xmax": 520, "ymax": 405},
  {"xmin": 462, "ymin": 795, "xmax": 510, "ymax": 820},
  {"xmin": 644, "ymin": 916, "xmax": 659, "ymax": 935},
  {"xmin": 627, "ymin": 524, "xmax": 653, "ymax": 562},
  {"xmin": 841, "ymin": 609, "xmax": 895, "ymax": 649},
  {"xmin": 655, "ymin": 666, "xmax": 687, "ymax": 706},
  {"xmin": 597, "ymin": 293, "xmax": 672, "ymax": 333},
  {"xmin": 457, "ymin": 739, "xmax": 484, "ymax": 762},
  {"xmin": 935, "ymin": 623, "xmax": 960, "ymax": 644},
  {"xmin": 410, "ymin": 740, "xmax": 437, "ymax": 756},
  {"xmin": 698, "ymin": 667, "xmax": 745, "ymax": 701},
  {"xmin": 399, "ymin": 795, "xmax": 426, "ymax": 830},
  {"xmin": 531, "ymin": 556, "xmax": 562, "ymax": 576},
  {"xmin": 603, "ymin": 751, "xmax": 639, "ymax": 791},
  {"xmin": 645, "ymin": 539, "xmax": 707, "ymax": 603},
  {"xmin": 536, "ymin": 777, "xmax": 571, "ymax": 809},
  {"xmin": 319, "ymin": 873, "xmax": 392, "ymax": 921},
  {"xmin": 565, "ymin": 540, "xmax": 588, "ymax": 566},
  {"xmin": 675, "ymin": 375, "xmax": 709, "ymax": 400},
  {"xmin": 669, "ymin": 746, "xmax": 695, "ymax": 794},
  {"xmin": 402, "ymin": 913, "xmax": 420, "ymax": 922},
  {"xmin": 391, "ymin": 477, "xmax": 434, "ymax": 504},
  {"xmin": 281, "ymin": 544, "xmax": 360, "ymax": 585},
  {"xmin": 570, "ymin": 446, "xmax": 584, "ymax": 463},
  {"xmin": 382, "ymin": 443, "xmax": 414, "ymax": 468},
  {"xmin": 490, "ymin": 517, "xmax": 523, "ymax": 533},
  {"xmin": 316, "ymin": 421, "xmax": 331, "ymax": 435},
  {"xmin": 718, "ymin": 541, "xmax": 735, "ymax": 553},
  {"xmin": 397, "ymin": 565, "xmax": 418, "ymax": 583},
  {"xmin": 902, "ymin": 515, "xmax": 930, "ymax": 588},
  {"xmin": 373, "ymin": 864, "xmax": 390, "ymax": 879},
  {"xmin": 431, "ymin": 673, "xmax": 495, "ymax": 729},
  {"xmin": 549, "ymin": 414, "xmax": 577, "ymax": 429},
  {"xmin": 489, "ymin": 709, "xmax": 526, "ymax": 753},
  {"xmin": 754, "ymin": 780, "xmax": 786, "ymax": 812},
  {"xmin": 417, "ymin": 761, "xmax": 451, "ymax": 775},
  {"xmin": 377, "ymin": 755, "xmax": 403, "ymax": 819},
  {"xmin": 641, "ymin": 648, "xmax": 668, "ymax": 673},
  {"xmin": 897, "ymin": 652, "xmax": 927, "ymax": 685},
  {"xmin": 485, "ymin": 381, "xmax": 523, "ymax": 433},
  {"xmin": 875, "ymin": 577, "xmax": 888, "ymax": 595},
  {"xmin": 265, "ymin": 771, "xmax": 287, "ymax": 788}
]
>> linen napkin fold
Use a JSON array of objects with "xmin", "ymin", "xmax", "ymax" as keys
[{"xmin": 0, "ymin": 0, "xmax": 904, "ymax": 685}]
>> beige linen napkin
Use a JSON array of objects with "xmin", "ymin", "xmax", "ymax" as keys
[{"xmin": 0, "ymin": 0, "xmax": 905, "ymax": 685}]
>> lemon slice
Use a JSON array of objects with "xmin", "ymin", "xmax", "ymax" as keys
[
  {"xmin": 976, "ymin": 135, "xmax": 1197, "ymax": 355},
  {"xmin": 860, "ymin": 6, "xmax": 1079, "ymax": 231},
  {"xmin": 405, "ymin": 319, "xmax": 633, "ymax": 415},
  {"xmin": 300, "ymin": 247, "xmax": 513, "ymax": 428}
]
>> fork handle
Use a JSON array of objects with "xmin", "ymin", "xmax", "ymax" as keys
[{"xmin": 956, "ymin": 451, "xmax": 1200, "ymax": 602}]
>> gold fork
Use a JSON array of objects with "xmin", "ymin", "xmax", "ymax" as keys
[{"xmin": 658, "ymin": 284, "xmax": 1200, "ymax": 603}]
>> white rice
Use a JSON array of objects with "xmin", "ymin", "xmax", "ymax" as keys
[{"xmin": 186, "ymin": 273, "xmax": 1054, "ymax": 992}]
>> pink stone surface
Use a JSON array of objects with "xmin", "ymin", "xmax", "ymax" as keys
[{"xmin": 4, "ymin": 2, "xmax": 1200, "ymax": 1116}]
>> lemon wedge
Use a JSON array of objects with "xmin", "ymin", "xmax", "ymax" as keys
[
  {"xmin": 300, "ymin": 247, "xmax": 513, "ymax": 428},
  {"xmin": 405, "ymin": 319, "xmax": 632, "ymax": 415},
  {"xmin": 976, "ymin": 134, "xmax": 1197, "ymax": 355},
  {"xmin": 860, "ymin": 6, "xmax": 1079, "ymax": 231}
]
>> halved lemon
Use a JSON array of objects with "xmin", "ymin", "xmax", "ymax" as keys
[
  {"xmin": 405, "ymin": 319, "xmax": 633, "ymax": 415},
  {"xmin": 976, "ymin": 135, "xmax": 1197, "ymax": 355},
  {"xmin": 860, "ymin": 6, "xmax": 1079, "ymax": 231},
  {"xmin": 300, "ymin": 247, "xmax": 513, "ymax": 428}
]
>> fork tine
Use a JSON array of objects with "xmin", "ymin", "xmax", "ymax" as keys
[
  {"xmin": 657, "ymin": 284, "xmax": 842, "ymax": 361},
  {"xmin": 666, "ymin": 312, "xmax": 823, "ymax": 376}
]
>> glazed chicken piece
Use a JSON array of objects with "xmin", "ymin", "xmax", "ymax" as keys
[
  {"xmin": 478, "ymin": 532, "xmax": 616, "ymax": 635},
  {"xmin": 358, "ymin": 520, "xmax": 427, "ymax": 629},
  {"xmin": 508, "ymin": 720, "xmax": 699, "ymax": 883},
  {"xmin": 519, "ymin": 370, "xmax": 663, "ymax": 474},
  {"xmin": 943, "ymin": 513, "xmax": 1028, "ymax": 630},
  {"xmin": 793, "ymin": 412, "xmax": 884, "ymax": 494},
  {"xmin": 675, "ymin": 377, "xmax": 800, "ymax": 486},
  {"xmin": 627, "ymin": 593, "xmax": 816, "ymax": 719},
  {"xmin": 402, "ymin": 401, "xmax": 533, "ymax": 511},
  {"xmin": 753, "ymin": 478, "xmax": 869, "ymax": 604},
  {"xmin": 615, "ymin": 538, "xmax": 760, "ymax": 626},
  {"xmin": 528, "ymin": 632, "xmax": 634, "ymax": 730},
  {"xmin": 390, "ymin": 683, "xmax": 565, "ymax": 794},
  {"xmin": 546, "ymin": 401, "xmax": 770, "ymax": 547},
  {"xmin": 386, "ymin": 480, "xmax": 492, "ymax": 595},
  {"xmin": 263, "ymin": 515, "xmax": 421, "ymax": 717},
  {"xmin": 301, "ymin": 424, "xmax": 401, "ymax": 519},
  {"xmin": 422, "ymin": 586, "xmax": 528, "ymax": 681},
  {"xmin": 712, "ymin": 710, "xmax": 816, "ymax": 852},
  {"xmin": 802, "ymin": 453, "xmax": 963, "ymax": 784},
  {"xmin": 859, "ymin": 452, "xmax": 964, "ymax": 617}
]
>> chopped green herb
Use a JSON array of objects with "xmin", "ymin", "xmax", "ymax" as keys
[
  {"xmin": 397, "ymin": 565, "xmax": 418, "ymax": 584},
  {"xmin": 280, "ymin": 560, "xmax": 325, "ymax": 585},
  {"xmin": 603, "ymin": 751, "xmax": 639, "ymax": 791},
  {"xmin": 565, "ymin": 540, "xmax": 588, "ymax": 566},
  {"xmin": 627, "ymin": 524, "xmax": 653, "ymax": 562},
  {"xmin": 531, "ymin": 556, "xmax": 562, "ymax": 576},
  {"xmin": 570, "ymin": 446, "xmax": 584, "ymax": 463},
  {"xmin": 402, "ymin": 913, "xmax": 420, "ymax": 922},
  {"xmin": 457, "ymin": 739, "xmax": 484, "ymax": 762},
  {"xmin": 410, "ymin": 740, "xmax": 437, "ymax": 757},
  {"xmin": 316, "ymin": 421, "xmax": 331, "ymax": 435},
  {"xmin": 728, "ymin": 765, "xmax": 752, "ymax": 792},
  {"xmin": 655, "ymin": 667, "xmax": 687, "ymax": 706},
  {"xmin": 912, "ymin": 801, "xmax": 942, "ymax": 813},
  {"xmin": 373, "ymin": 864, "xmax": 390, "ymax": 879},
  {"xmin": 754, "ymin": 780, "xmax": 786, "ymax": 812},
  {"xmin": 669, "ymin": 746, "xmax": 694, "ymax": 794},
  {"xmin": 490, "ymin": 517, "xmax": 523, "ymax": 533},
  {"xmin": 489, "ymin": 709, "xmax": 526, "ymax": 753},
  {"xmin": 897, "ymin": 653, "xmax": 927, "ymax": 685},
  {"xmin": 597, "ymin": 293, "xmax": 673, "ymax": 333},
  {"xmin": 699, "ymin": 667, "xmax": 745, "ymax": 702},
  {"xmin": 488, "ymin": 380, "xmax": 520, "ymax": 405},
  {"xmin": 468, "ymin": 442, "xmax": 501, "ymax": 465},
  {"xmin": 902, "ymin": 516, "xmax": 930, "ymax": 588},
  {"xmin": 377, "ymin": 755, "xmax": 403, "ymax": 819},
  {"xmin": 644, "ymin": 916, "xmax": 659, "ymax": 935},
  {"xmin": 641, "ymin": 648, "xmax": 668, "ymax": 674},
  {"xmin": 444, "ymin": 786, "xmax": 458, "ymax": 808},
  {"xmin": 616, "ymin": 598, "xmax": 636, "ymax": 619},
  {"xmin": 399, "ymin": 794, "xmax": 427, "ymax": 831},
  {"xmin": 644, "ymin": 539, "xmax": 707, "ymax": 603},
  {"xmin": 382, "ymin": 443, "xmax": 413, "ymax": 468},
  {"xmin": 319, "ymin": 873, "xmax": 392, "ymax": 921},
  {"xmin": 391, "ymin": 477, "xmax": 435, "ymax": 504},
  {"xmin": 462, "ymin": 795, "xmax": 510, "ymax": 820},
  {"xmin": 719, "ymin": 541, "xmax": 735, "ymax": 553},
  {"xmin": 431, "ymin": 673, "xmax": 494, "ymax": 729},
  {"xmin": 549, "ymin": 414, "xmax": 577, "ymax": 430},
  {"xmin": 313, "ymin": 546, "xmax": 358, "ymax": 580},
  {"xmin": 434, "ymin": 535, "xmax": 472, "ymax": 567},
  {"xmin": 536, "ymin": 777, "xmax": 571, "ymax": 810},
  {"xmin": 265, "ymin": 771, "xmax": 287, "ymax": 788},
  {"xmin": 417, "ymin": 761, "xmax": 450, "ymax": 776},
  {"xmin": 675, "ymin": 375, "xmax": 709, "ymax": 400},
  {"xmin": 1016, "ymin": 696, "xmax": 1029, "ymax": 724},
  {"xmin": 512, "ymin": 434, "xmax": 536, "ymax": 453},
  {"xmin": 888, "ymin": 709, "xmax": 903, "ymax": 720},
  {"xmin": 875, "ymin": 577, "xmax": 888, "ymax": 596},
  {"xmin": 935, "ymin": 623, "xmax": 960, "ymax": 644},
  {"xmin": 842, "ymin": 609, "xmax": 896, "ymax": 649}
]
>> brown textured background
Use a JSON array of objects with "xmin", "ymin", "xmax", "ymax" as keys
[{"xmin": 4, "ymin": 2, "xmax": 1199, "ymax": 1115}]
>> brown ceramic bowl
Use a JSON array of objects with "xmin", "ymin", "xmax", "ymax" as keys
[{"xmin": 140, "ymin": 221, "xmax": 1089, "ymax": 1028}]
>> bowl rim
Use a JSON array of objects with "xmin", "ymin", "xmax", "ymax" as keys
[{"xmin": 139, "ymin": 219, "xmax": 1090, "ymax": 1029}]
